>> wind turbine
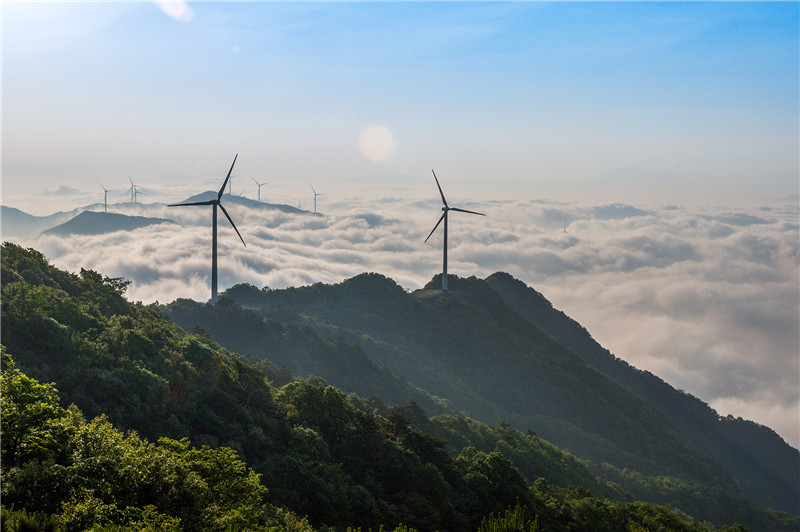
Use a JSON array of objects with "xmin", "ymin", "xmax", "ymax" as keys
[
  {"xmin": 310, "ymin": 185, "xmax": 325, "ymax": 213},
  {"xmin": 252, "ymin": 178, "xmax": 269, "ymax": 203},
  {"xmin": 98, "ymin": 182, "xmax": 108, "ymax": 213},
  {"xmin": 228, "ymin": 170, "xmax": 240, "ymax": 196},
  {"xmin": 128, "ymin": 176, "xmax": 139, "ymax": 203},
  {"xmin": 169, "ymin": 154, "xmax": 246, "ymax": 303},
  {"xmin": 424, "ymin": 169, "xmax": 484, "ymax": 291}
]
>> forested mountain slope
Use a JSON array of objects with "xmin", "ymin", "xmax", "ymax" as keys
[
  {"xmin": 163, "ymin": 296, "xmax": 455, "ymax": 418},
  {"xmin": 2, "ymin": 243, "xmax": 797, "ymax": 531},
  {"xmin": 211, "ymin": 273, "xmax": 798, "ymax": 520},
  {"xmin": 5, "ymin": 349, "xmax": 746, "ymax": 532},
  {"xmin": 483, "ymin": 272, "xmax": 799, "ymax": 515},
  {"xmin": 0, "ymin": 242, "xmax": 589, "ymax": 530}
]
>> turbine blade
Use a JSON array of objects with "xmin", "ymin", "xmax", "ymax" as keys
[
  {"xmin": 219, "ymin": 203, "xmax": 246, "ymax": 247},
  {"xmin": 252, "ymin": 177, "xmax": 259, "ymax": 185},
  {"xmin": 432, "ymin": 169, "xmax": 448, "ymax": 207},
  {"xmin": 425, "ymin": 213, "xmax": 446, "ymax": 243},
  {"xmin": 218, "ymin": 154, "xmax": 238, "ymax": 200},
  {"xmin": 168, "ymin": 200, "xmax": 215, "ymax": 207},
  {"xmin": 449, "ymin": 207, "xmax": 485, "ymax": 216}
]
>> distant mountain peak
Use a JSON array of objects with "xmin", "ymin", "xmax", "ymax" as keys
[
  {"xmin": 343, "ymin": 272, "xmax": 406, "ymax": 295},
  {"xmin": 175, "ymin": 191, "xmax": 319, "ymax": 215},
  {"xmin": 41, "ymin": 211, "xmax": 176, "ymax": 237}
]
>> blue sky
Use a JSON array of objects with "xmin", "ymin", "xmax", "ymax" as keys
[{"xmin": 3, "ymin": 1, "xmax": 798, "ymax": 213}]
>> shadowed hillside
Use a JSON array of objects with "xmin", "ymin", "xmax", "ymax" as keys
[
  {"xmin": 484, "ymin": 271, "xmax": 800, "ymax": 515},
  {"xmin": 213, "ymin": 272, "xmax": 799, "ymax": 522},
  {"xmin": 41, "ymin": 210, "xmax": 176, "ymax": 236}
]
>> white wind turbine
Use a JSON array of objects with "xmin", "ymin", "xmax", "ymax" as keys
[
  {"xmin": 424, "ymin": 170, "xmax": 484, "ymax": 291},
  {"xmin": 128, "ymin": 176, "xmax": 139, "ymax": 203},
  {"xmin": 310, "ymin": 185, "xmax": 325, "ymax": 213},
  {"xmin": 252, "ymin": 178, "xmax": 269, "ymax": 203},
  {"xmin": 98, "ymin": 182, "xmax": 109, "ymax": 213}
]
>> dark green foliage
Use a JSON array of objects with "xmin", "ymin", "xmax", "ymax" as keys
[
  {"xmin": 0, "ymin": 346, "xmax": 73, "ymax": 471},
  {"xmin": 160, "ymin": 295, "xmax": 453, "ymax": 416},
  {"xmin": 478, "ymin": 503, "xmax": 540, "ymax": 532},
  {"xmin": 1, "ymin": 507, "xmax": 60, "ymax": 532},
  {"xmin": 2, "ymin": 243, "xmax": 796, "ymax": 531},
  {"xmin": 484, "ymin": 271, "xmax": 800, "ymax": 516},
  {"xmin": 424, "ymin": 414, "xmax": 625, "ymax": 500},
  {"xmin": 220, "ymin": 272, "xmax": 706, "ymax": 478},
  {"xmin": 0, "ymin": 244, "xmax": 550, "ymax": 530},
  {"xmin": 585, "ymin": 461, "xmax": 798, "ymax": 532},
  {"xmin": 0, "ymin": 350, "xmax": 298, "ymax": 531},
  {"xmin": 216, "ymin": 270, "xmax": 798, "ymax": 527}
]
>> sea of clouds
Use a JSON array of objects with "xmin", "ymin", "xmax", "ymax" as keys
[{"xmin": 7, "ymin": 194, "xmax": 799, "ymax": 447}]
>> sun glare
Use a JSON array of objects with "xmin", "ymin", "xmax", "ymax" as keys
[
  {"xmin": 154, "ymin": 0, "xmax": 194, "ymax": 23},
  {"xmin": 358, "ymin": 124, "xmax": 395, "ymax": 162}
]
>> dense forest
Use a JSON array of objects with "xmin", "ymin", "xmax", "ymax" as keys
[
  {"xmin": 165, "ymin": 274, "xmax": 799, "ymax": 522},
  {"xmin": 1, "ymin": 242, "xmax": 798, "ymax": 531}
]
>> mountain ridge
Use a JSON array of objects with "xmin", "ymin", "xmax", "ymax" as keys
[
  {"xmin": 483, "ymin": 271, "xmax": 798, "ymax": 512},
  {"xmin": 203, "ymin": 271, "xmax": 798, "ymax": 518},
  {"xmin": 41, "ymin": 211, "xmax": 176, "ymax": 236},
  {"xmin": 0, "ymin": 198, "xmax": 318, "ymax": 238}
]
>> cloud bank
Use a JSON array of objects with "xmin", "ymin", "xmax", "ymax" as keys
[{"xmin": 7, "ymin": 196, "xmax": 798, "ymax": 447}]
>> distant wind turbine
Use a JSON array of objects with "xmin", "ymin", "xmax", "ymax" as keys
[
  {"xmin": 424, "ymin": 170, "xmax": 485, "ymax": 291},
  {"xmin": 169, "ymin": 154, "xmax": 246, "ymax": 303},
  {"xmin": 311, "ymin": 185, "xmax": 325, "ymax": 213},
  {"xmin": 128, "ymin": 176, "xmax": 139, "ymax": 203},
  {"xmin": 98, "ymin": 182, "xmax": 108, "ymax": 213},
  {"xmin": 228, "ymin": 171, "xmax": 240, "ymax": 196},
  {"xmin": 252, "ymin": 178, "xmax": 269, "ymax": 203}
]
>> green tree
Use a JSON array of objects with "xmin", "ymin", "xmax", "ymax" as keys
[{"xmin": 1, "ymin": 346, "xmax": 72, "ymax": 471}]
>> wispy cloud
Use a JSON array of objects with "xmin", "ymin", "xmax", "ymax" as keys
[
  {"xmin": 11, "ymin": 196, "xmax": 799, "ymax": 447},
  {"xmin": 40, "ymin": 185, "xmax": 84, "ymax": 196}
]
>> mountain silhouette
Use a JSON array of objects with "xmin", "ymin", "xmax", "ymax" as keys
[
  {"xmin": 41, "ymin": 211, "xmax": 176, "ymax": 236},
  {"xmin": 483, "ymin": 271, "xmax": 799, "ymax": 514},
  {"xmin": 1, "ymin": 205, "xmax": 79, "ymax": 238},
  {"xmin": 177, "ymin": 191, "xmax": 320, "ymax": 215},
  {"xmin": 191, "ymin": 272, "xmax": 799, "ymax": 518}
]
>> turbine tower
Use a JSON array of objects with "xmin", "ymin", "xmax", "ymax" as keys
[
  {"xmin": 252, "ymin": 178, "xmax": 269, "ymax": 203},
  {"xmin": 311, "ymin": 185, "xmax": 325, "ymax": 213},
  {"xmin": 169, "ymin": 154, "xmax": 246, "ymax": 303},
  {"xmin": 128, "ymin": 176, "xmax": 139, "ymax": 203},
  {"xmin": 424, "ymin": 169, "xmax": 484, "ymax": 291},
  {"xmin": 98, "ymin": 182, "xmax": 108, "ymax": 213}
]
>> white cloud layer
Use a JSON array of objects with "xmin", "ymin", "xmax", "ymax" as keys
[{"xmin": 6, "ymin": 196, "xmax": 798, "ymax": 448}]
